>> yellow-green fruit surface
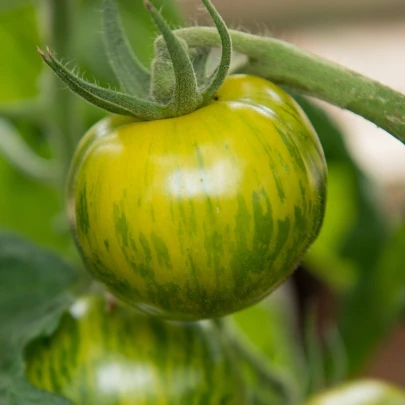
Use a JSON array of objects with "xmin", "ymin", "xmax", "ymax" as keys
[
  {"xmin": 67, "ymin": 74, "xmax": 327, "ymax": 320},
  {"xmin": 306, "ymin": 380, "xmax": 405, "ymax": 405},
  {"xmin": 25, "ymin": 295, "xmax": 247, "ymax": 405}
]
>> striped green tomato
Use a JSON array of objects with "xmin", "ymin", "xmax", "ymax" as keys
[
  {"xmin": 67, "ymin": 74, "xmax": 327, "ymax": 320},
  {"xmin": 25, "ymin": 295, "xmax": 248, "ymax": 405},
  {"xmin": 305, "ymin": 380, "xmax": 405, "ymax": 405}
]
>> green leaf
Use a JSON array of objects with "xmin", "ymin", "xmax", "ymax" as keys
[
  {"xmin": 0, "ymin": 233, "xmax": 77, "ymax": 404},
  {"xmin": 0, "ymin": 3, "xmax": 42, "ymax": 104},
  {"xmin": 339, "ymin": 222, "xmax": 405, "ymax": 372}
]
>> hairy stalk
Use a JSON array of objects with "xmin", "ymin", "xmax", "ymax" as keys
[
  {"xmin": 42, "ymin": 0, "xmax": 82, "ymax": 179},
  {"xmin": 162, "ymin": 27, "xmax": 405, "ymax": 145},
  {"xmin": 146, "ymin": 1, "xmax": 202, "ymax": 115},
  {"xmin": 214, "ymin": 319, "xmax": 297, "ymax": 405},
  {"xmin": 199, "ymin": 0, "xmax": 231, "ymax": 104}
]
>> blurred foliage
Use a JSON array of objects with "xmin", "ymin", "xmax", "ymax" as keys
[
  {"xmin": 0, "ymin": 233, "xmax": 76, "ymax": 405},
  {"xmin": 0, "ymin": 153, "xmax": 69, "ymax": 252},
  {"xmin": 0, "ymin": 115, "xmax": 70, "ymax": 253},
  {"xmin": 0, "ymin": 3, "xmax": 42, "ymax": 104},
  {"xmin": 340, "ymin": 222, "xmax": 405, "ymax": 371}
]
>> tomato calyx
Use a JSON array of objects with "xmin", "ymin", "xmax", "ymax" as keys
[{"xmin": 37, "ymin": 0, "xmax": 231, "ymax": 121}]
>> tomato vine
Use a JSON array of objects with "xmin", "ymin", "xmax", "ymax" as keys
[{"xmin": 160, "ymin": 28, "xmax": 405, "ymax": 145}]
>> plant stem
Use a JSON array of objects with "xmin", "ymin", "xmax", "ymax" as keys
[
  {"xmin": 167, "ymin": 27, "xmax": 405, "ymax": 145},
  {"xmin": 0, "ymin": 118, "xmax": 58, "ymax": 184},
  {"xmin": 42, "ymin": 0, "xmax": 82, "ymax": 179},
  {"xmin": 232, "ymin": 333, "xmax": 296, "ymax": 404},
  {"xmin": 214, "ymin": 319, "xmax": 296, "ymax": 405}
]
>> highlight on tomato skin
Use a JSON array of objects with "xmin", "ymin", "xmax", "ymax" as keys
[
  {"xmin": 305, "ymin": 380, "xmax": 405, "ymax": 405},
  {"xmin": 24, "ymin": 295, "xmax": 249, "ymax": 405},
  {"xmin": 67, "ymin": 74, "xmax": 327, "ymax": 321}
]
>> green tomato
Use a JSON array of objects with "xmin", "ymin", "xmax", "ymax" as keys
[
  {"xmin": 25, "ymin": 295, "xmax": 248, "ymax": 405},
  {"xmin": 67, "ymin": 74, "xmax": 327, "ymax": 320},
  {"xmin": 306, "ymin": 380, "xmax": 405, "ymax": 405}
]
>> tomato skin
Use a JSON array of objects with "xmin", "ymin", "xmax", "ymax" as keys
[
  {"xmin": 68, "ymin": 74, "xmax": 327, "ymax": 320},
  {"xmin": 25, "ymin": 296, "xmax": 248, "ymax": 405},
  {"xmin": 305, "ymin": 380, "xmax": 405, "ymax": 405}
]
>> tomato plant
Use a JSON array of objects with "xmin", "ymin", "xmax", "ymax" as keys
[
  {"xmin": 1, "ymin": 0, "xmax": 405, "ymax": 404},
  {"xmin": 67, "ymin": 74, "xmax": 326, "ymax": 320},
  {"xmin": 25, "ymin": 295, "xmax": 247, "ymax": 405}
]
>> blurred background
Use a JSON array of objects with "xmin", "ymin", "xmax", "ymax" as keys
[{"xmin": 0, "ymin": 0, "xmax": 404, "ymax": 397}]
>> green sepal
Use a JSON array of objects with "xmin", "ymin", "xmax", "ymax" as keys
[
  {"xmin": 146, "ymin": 1, "xmax": 202, "ymax": 115},
  {"xmin": 38, "ymin": 0, "xmax": 233, "ymax": 122},
  {"xmin": 150, "ymin": 40, "xmax": 176, "ymax": 103},
  {"xmin": 0, "ymin": 233, "xmax": 77, "ymax": 405},
  {"xmin": 200, "ymin": 0, "xmax": 232, "ymax": 104},
  {"xmin": 102, "ymin": 0, "xmax": 151, "ymax": 96},
  {"xmin": 37, "ymin": 47, "xmax": 168, "ymax": 120}
]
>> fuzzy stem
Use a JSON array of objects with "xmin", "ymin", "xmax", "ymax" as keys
[
  {"xmin": 190, "ymin": 47, "xmax": 211, "ymax": 87},
  {"xmin": 165, "ymin": 27, "xmax": 405, "ymax": 145},
  {"xmin": 214, "ymin": 319, "xmax": 296, "ymax": 405},
  {"xmin": 200, "ymin": 0, "xmax": 231, "ymax": 104},
  {"xmin": 146, "ymin": 1, "xmax": 202, "ymax": 115},
  {"xmin": 42, "ymin": 0, "xmax": 82, "ymax": 178}
]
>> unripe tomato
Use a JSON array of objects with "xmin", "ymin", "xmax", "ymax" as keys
[
  {"xmin": 305, "ymin": 380, "xmax": 405, "ymax": 405},
  {"xmin": 25, "ymin": 296, "xmax": 248, "ymax": 405},
  {"xmin": 67, "ymin": 74, "xmax": 327, "ymax": 320}
]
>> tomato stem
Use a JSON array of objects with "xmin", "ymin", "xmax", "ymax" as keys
[
  {"xmin": 42, "ymin": 0, "xmax": 83, "ymax": 175},
  {"xmin": 166, "ymin": 27, "xmax": 405, "ymax": 145},
  {"xmin": 147, "ymin": 1, "xmax": 203, "ymax": 115},
  {"xmin": 38, "ymin": 0, "xmax": 233, "ymax": 121},
  {"xmin": 200, "ymin": 0, "xmax": 232, "ymax": 105},
  {"xmin": 214, "ymin": 319, "xmax": 300, "ymax": 405}
]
